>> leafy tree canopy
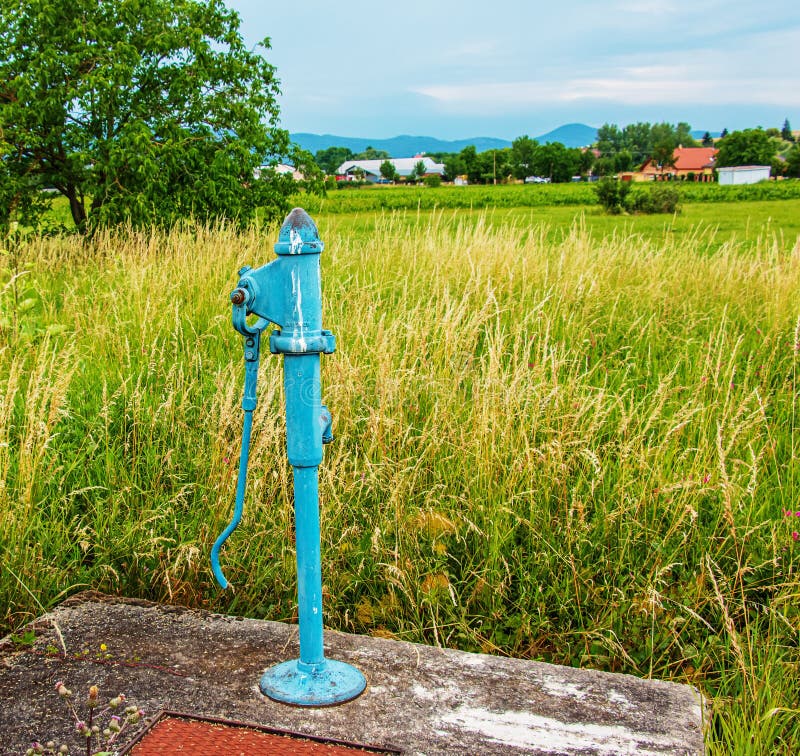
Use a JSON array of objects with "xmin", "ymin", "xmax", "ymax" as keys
[
  {"xmin": 408, "ymin": 160, "xmax": 427, "ymax": 183},
  {"xmin": 459, "ymin": 145, "xmax": 481, "ymax": 184},
  {"xmin": 595, "ymin": 121, "xmax": 697, "ymax": 167},
  {"xmin": 476, "ymin": 148, "xmax": 510, "ymax": 184},
  {"xmin": 0, "ymin": 0, "xmax": 313, "ymax": 232},
  {"xmin": 441, "ymin": 153, "xmax": 464, "ymax": 182},
  {"xmin": 784, "ymin": 144, "xmax": 800, "ymax": 178},
  {"xmin": 510, "ymin": 136, "xmax": 538, "ymax": 180},
  {"xmin": 425, "ymin": 139, "xmax": 586, "ymax": 184},
  {"xmin": 649, "ymin": 122, "xmax": 678, "ymax": 171},
  {"xmin": 533, "ymin": 142, "xmax": 580, "ymax": 183},
  {"xmin": 674, "ymin": 122, "xmax": 697, "ymax": 147},
  {"xmin": 354, "ymin": 146, "xmax": 390, "ymax": 161},
  {"xmin": 315, "ymin": 146, "xmax": 354, "ymax": 174},
  {"xmin": 379, "ymin": 160, "xmax": 397, "ymax": 182},
  {"xmin": 715, "ymin": 128, "xmax": 777, "ymax": 168},
  {"xmin": 432, "ymin": 139, "xmax": 588, "ymax": 184},
  {"xmin": 0, "ymin": 128, "xmax": 50, "ymax": 234}
]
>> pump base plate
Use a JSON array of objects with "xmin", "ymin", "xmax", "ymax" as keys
[{"xmin": 260, "ymin": 659, "xmax": 367, "ymax": 706}]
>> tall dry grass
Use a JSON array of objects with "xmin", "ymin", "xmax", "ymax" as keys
[{"xmin": 1, "ymin": 211, "xmax": 799, "ymax": 751}]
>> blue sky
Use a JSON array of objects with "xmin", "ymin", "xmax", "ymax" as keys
[{"xmin": 227, "ymin": 0, "xmax": 800, "ymax": 140}]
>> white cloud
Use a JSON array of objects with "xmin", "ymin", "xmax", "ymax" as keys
[
  {"xmin": 414, "ymin": 23, "xmax": 800, "ymax": 113},
  {"xmin": 228, "ymin": 0, "xmax": 800, "ymax": 135},
  {"xmin": 413, "ymin": 66, "xmax": 800, "ymax": 109}
]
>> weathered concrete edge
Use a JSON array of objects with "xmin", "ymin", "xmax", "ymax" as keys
[{"xmin": 1, "ymin": 592, "xmax": 709, "ymax": 755}]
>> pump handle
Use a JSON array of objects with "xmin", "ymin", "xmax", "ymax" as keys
[{"xmin": 211, "ymin": 312, "xmax": 267, "ymax": 588}]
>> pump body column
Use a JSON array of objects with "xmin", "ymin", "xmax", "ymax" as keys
[
  {"xmin": 285, "ymin": 353, "xmax": 325, "ymax": 668},
  {"xmin": 237, "ymin": 208, "xmax": 365, "ymax": 706}
]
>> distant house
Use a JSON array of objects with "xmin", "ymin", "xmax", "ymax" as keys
[
  {"xmin": 639, "ymin": 147, "xmax": 718, "ymax": 181},
  {"xmin": 717, "ymin": 165, "xmax": 771, "ymax": 185},
  {"xmin": 254, "ymin": 163, "xmax": 304, "ymax": 181},
  {"xmin": 336, "ymin": 156, "xmax": 446, "ymax": 182}
]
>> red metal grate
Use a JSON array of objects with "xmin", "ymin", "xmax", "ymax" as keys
[{"xmin": 124, "ymin": 713, "xmax": 401, "ymax": 755}]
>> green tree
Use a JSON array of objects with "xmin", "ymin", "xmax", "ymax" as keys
[
  {"xmin": 649, "ymin": 122, "xmax": 678, "ymax": 174},
  {"xmin": 782, "ymin": 119, "xmax": 794, "ymax": 142},
  {"xmin": 621, "ymin": 122, "xmax": 652, "ymax": 164},
  {"xmin": 354, "ymin": 146, "xmax": 390, "ymax": 160},
  {"xmin": 785, "ymin": 144, "xmax": 800, "ymax": 178},
  {"xmin": 478, "ymin": 148, "xmax": 510, "ymax": 184},
  {"xmin": 459, "ymin": 145, "xmax": 481, "ymax": 184},
  {"xmin": 410, "ymin": 159, "xmax": 428, "ymax": 183},
  {"xmin": 533, "ymin": 142, "xmax": 579, "ymax": 183},
  {"xmin": 379, "ymin": 160, "xmax": 397, "ymax": 182},
  {"xmin": 593, "ymin": 156, "xmax": 616, "ymax": 177},
  {"xmin": 675, "ymin": 122, "xmax": 698, "ymax": 147},
  {"xmin": 596, "ymin": 123, "xmax": 624, "ymax": 156},
  {"xmin": 596, "ymin": 121, "xmax": 696, "ymax": 169},
  {"xmin": 315, "ymin": 146, "xmax": 354, "ymax": 175},
  {"xmin": 0, "ymin": 0, "xmax": 311, "ymax": 232},
  {"xmin": 614, "ymin": 150, "xmax": 634, "ymax": 173},
  {"xmin": 701, "ymin": 132, "xmax": 714, "ymax": 147},
  {"xmin": 442, "ymin": 153, "xmax": 464, "ymax": 181},
  {"xmin": 577, "ymin": 148, "xmax": 595, "ymax": 177},
  {"xmin": 770, "ymin": 155, "xmax": 787, "ymax": 178},
  {"xmin": 510, "ymin": 136, "xmax": 538, "ymax": 180},
  {"xmin": 0, "ymin": 128, "xmax": 51, "ymax": 234},
  {"xmin": 716, "ymin": 128, "xmax": 776, "ymax": 167}
]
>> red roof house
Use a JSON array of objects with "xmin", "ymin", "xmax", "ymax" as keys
[{"xmin": 640, "ymin": 147, "xmax": 718, "ymax": 180}]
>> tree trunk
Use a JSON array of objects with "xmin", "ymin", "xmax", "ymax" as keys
[{"xmin": 65, "ymin": 185, "xmax": 87, "ymax": 233}]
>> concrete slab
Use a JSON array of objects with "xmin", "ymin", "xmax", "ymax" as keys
[{"xmin": 0, "ymin": 592, "xmax": 706, "ymax": 755}]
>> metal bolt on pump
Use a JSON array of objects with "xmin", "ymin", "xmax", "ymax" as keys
[{"xmin": 211, "ymin": 208, "xmax": 366, "ymax": 706}]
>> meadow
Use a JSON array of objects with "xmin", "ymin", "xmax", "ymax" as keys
[
  {"xmin": 2, "ymin": 188, "xmax": 800, "ymax": 753},
  {"xmin": 302, "ymin": 179, "xmax": 800, "ymax": 214}
]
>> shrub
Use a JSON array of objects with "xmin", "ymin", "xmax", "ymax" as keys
[
  {"xmin": 594, "ymin": 177, "xmax": 631, "ymax": 214},
  {"xmin": 629, "ymin": 184, "xmax": 681, "ymax": 214},
  {"xmin": 423, "ymin": 175, "xmax": 442, "ymax": 188}
]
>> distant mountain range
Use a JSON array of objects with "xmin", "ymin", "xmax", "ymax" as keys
[
  {"xmin": 532, "ymin": 123, "xmax": 600, "ymax": 148},
  {"xmin": 290, "ymin": 133, "xmax": 511, "ymax": 156},
  {"xmin": 289, "ymin": 124, "xmax": 725, "ymax": 158},
  {"xmin": 290, "ymin": 123, "xmax": 601, "ymax": 156}
]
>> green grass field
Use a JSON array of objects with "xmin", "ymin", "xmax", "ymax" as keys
[
  {"xmin": 2, "ymin": 190, "xmax": 799, "ymax": 752},
  {"xmin": 313, "ymin": 199, "xmax": 800, "ymax": 255},
  {"xmin": 301, "ymin": 179, "xmax": 800, "ymax": 215}
]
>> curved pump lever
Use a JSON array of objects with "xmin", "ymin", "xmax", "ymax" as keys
[{"xmin": 211, "ymin": 315, "xmax": 268, "ymax": 589}]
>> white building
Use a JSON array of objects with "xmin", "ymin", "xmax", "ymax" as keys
[
  {"xmin": 336, "ymin": 156, "xmax": 445, "ymax": 182},
  {"xmin": 717, "ymin": 165, "xmax": 771, "ymax": 185},
  {"xmin": 253, "ymin": 163, "xmax": 303, "ymax": 181}
]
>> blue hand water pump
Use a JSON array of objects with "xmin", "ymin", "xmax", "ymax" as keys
[{"xmin": 211, "ymin": 208, "xmax": 366, "ymax": 706}]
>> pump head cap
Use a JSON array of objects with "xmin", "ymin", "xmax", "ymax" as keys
[{"xmin": 274, "ymin": 208, "xmax": 323, "ymax": 256}]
